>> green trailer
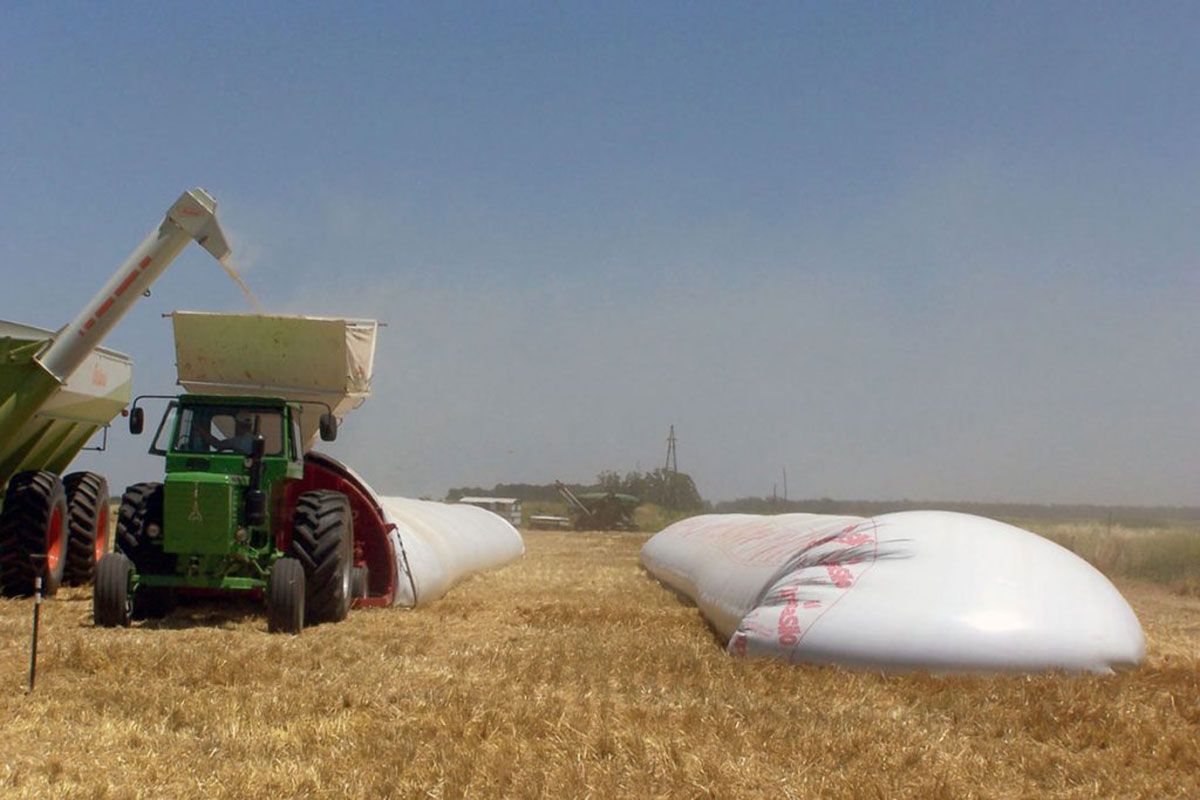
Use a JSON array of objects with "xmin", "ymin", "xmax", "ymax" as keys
[{"xmin": 0, "ymin": 189, "xmax": 230, "ymax": 596}]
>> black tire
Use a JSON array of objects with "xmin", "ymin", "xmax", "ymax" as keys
[
  {"xmin": 94, "ymin": 552, "xmax": 133, "ymax": 627},
  {"xmin": 114, "ymin": 482, "xmax": 173, "ymax": 575},
  {"xmin": 0, "ymin": 470, "xmax": 68, "ymax": 597},
  {"xmin": 290, "ymin": 490, "xmax": 353, "ymax": 623},
  {"xmin": 351, "ymin": 565, "xmax": 369, "ymax": 599},
  {"xmin": 268, "ymin": 557, "xmax": 305, "ymax": 634},
  {"xmin": 63, "ymin": 471, "xmax": 110, "ymax": 586}
]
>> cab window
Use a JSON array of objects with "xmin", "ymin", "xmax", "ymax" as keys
[{"xmin": 173, "ymin": 406, "xmax": 285, "ymax": 456}]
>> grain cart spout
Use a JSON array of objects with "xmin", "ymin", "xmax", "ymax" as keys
[
  {"xmin": 40, "ymin": 189, "xmax": 230, "ymax": 382},
  {"xmin": 0, "ymin": 189, "xmax": 230, "ymax": 449}
]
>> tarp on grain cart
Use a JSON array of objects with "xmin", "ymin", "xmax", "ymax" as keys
[
  {"xmin": 380, "ymin": 496, "xmax": 525, "ymax": 606},
  {"xmin": 641, "ymin": 511, "xmax": 1145, "ymax": 674},
  {"xmin": 172, "ymin": 311, "xmax": 377, "ymax": 451}
]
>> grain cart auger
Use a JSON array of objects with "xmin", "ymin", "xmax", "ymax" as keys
[
  {"xmin": 0, "ymin": 189, "xmax": 229, "ymax": 597},
  {"xmin": 95, "ymin": 313, "xmax": 389, "ymax": 634}
]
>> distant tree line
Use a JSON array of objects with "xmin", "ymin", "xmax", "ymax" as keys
[
  {"xmin": 445, "ymin": 481, "xmax": 1198, "ymax": 525},
  {"xmin": 713, "ymin": 496, "xmax": 1200, "ymax": 525},
  {"xmin": 446, "ymin": 468, "xmax": 706, "ymax": 511}
]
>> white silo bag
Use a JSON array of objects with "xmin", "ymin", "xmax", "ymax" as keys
[
  {"xmin": 641, "ymin": 511, "xmax": 1144, "ymax": 674},
  {"xmin": 382, "ymin": 496, "xmax": 525, "ymax": 606}
]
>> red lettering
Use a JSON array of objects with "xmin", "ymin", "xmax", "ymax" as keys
[
  {"xmin": 776, "ymin": 585, "xmax": 803, "ymax": 646},
  {"xmin": 825, "ymin": 564, "xmax": 853, "ymax": 588},
  {"xmin": 114, "ymin": 270, "xmax": 139, "ymax": 296}
]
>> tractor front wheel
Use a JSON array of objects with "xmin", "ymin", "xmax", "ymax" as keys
[
  {"xmin": 290, "ymin": 490, "xmax": 354, "ymax": 624},
  {"xmin": 94, "ymin": 552, "xmax": 133, "ymax": 627},
  {"xmin": 63, "ymin": 471, "xmax": 110, "ymax": 585},
  {"xmin": 268, "ymin": 557, "xmax": 305, "ymax": 634},
  {"xmin": 115, "ymin": 482, "xmax": 171, "ymax": 575},
  {"xmin": 0, "ymin": 470, "xmax": 68, "ymax": 597}
]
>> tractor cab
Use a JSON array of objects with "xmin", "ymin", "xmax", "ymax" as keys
[
  {"xmin": 157, "ymin": 396, "xmax": 304, "ymax": 478},
  {"xmin": 153, "ymin": 396, "xmax": 306, "ymax": 557}
]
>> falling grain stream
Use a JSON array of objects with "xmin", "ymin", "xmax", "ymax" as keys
[{"xmin": 218, "ymin": 256, "xmax": 264, "ymax": 313}]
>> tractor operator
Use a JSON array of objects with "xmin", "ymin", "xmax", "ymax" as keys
[{"xmin": 195, "ymin": 413, "xmax": 256, "ymax": 455}]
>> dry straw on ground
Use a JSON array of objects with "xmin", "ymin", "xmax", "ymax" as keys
[{"xmin": 1, "ymin": 529, "xmax": 1198, "ymax": 799}]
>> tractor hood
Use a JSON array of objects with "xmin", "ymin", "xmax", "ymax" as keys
[{"xmin": 163, "ymin": 473, "xmax": 241, "ymax": 556}]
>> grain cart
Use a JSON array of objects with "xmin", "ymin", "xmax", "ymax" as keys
[
  {"xmin": 0, "ymin": 189, "xmax": 229, "ymax": 596},
  {"xmin": 95, "ymin": 313, "xmax": 386, "ymax": 634}
]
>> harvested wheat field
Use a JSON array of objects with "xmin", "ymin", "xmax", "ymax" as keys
[{"xmin": 1, "ymin": 530, "xmax": 1198, "ymax": 800}]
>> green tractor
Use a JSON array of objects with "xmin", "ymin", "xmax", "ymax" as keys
[{"xmin": 94, "ymin": 393, "xmax": 358, "ymax": 633}]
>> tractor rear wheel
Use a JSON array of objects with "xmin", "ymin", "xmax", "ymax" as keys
[
  {"xmin": 0, "ymin": 471, "xmax": 68, "ymax": 597},
  {"xmin": 94, "ymin": 552, "xmax": 133, "ymax": 627},
  {"xmin": 115, "ymin": 482, "xmax": 172, "ymax": 574},
  {"xmin": 63, "ymin": 471, "xmax": 110, "ymax": 585},
  {"xmin": 268, "ymin": 557, "xmax": 305, "ymax": 634},
  {"xmin": 290, "ymin": 490, "xmax": 353, "ymax": 623}
]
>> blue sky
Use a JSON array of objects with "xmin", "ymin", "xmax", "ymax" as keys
[{"xmin": 2, "ymin": 3, "xmax": 1197, "ymax": 503}]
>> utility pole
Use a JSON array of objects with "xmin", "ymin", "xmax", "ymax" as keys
[
  {"xmin": 782, "ymin": 467, "xmax": 788, "ymax": 502},
  {"xmin": 664, "ymin": 425, "xmax": 678, "ymax": 473},
  {"xmin": 664, "ymin": 425, "xmax": 678, "ymax": 509}
]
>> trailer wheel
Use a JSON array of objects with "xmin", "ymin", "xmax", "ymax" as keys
[
  {"xmin": 94, "ymin": 552, "xmax": 133, "ymax": 627},
  {"xmin": 268, "ymin": 557, "xmax": 305, "ymax": 634},
  {"xmin": 290, "ymin": 490, "xmax": 353, "ymax": 623},
  {"xmin": 0, "ymin": 470, "xmax": 68, "ymax": 597},
  {"xmin": 63, "ymin": 472, "xmax": 110, "ymax": 585},
  {"xmin": 115, "ymin": 482, "xmax": 172, "ymax": 574}
]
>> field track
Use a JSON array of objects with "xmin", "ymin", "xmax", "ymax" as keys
[{"xmin": 2, "ymin": 530, "xmax": 1198, "ymax": 799}]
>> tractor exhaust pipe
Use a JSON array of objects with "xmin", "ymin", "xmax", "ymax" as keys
[{"xmin": 36, "ymin": 189, "xmax": 230, "ymax": 383}]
